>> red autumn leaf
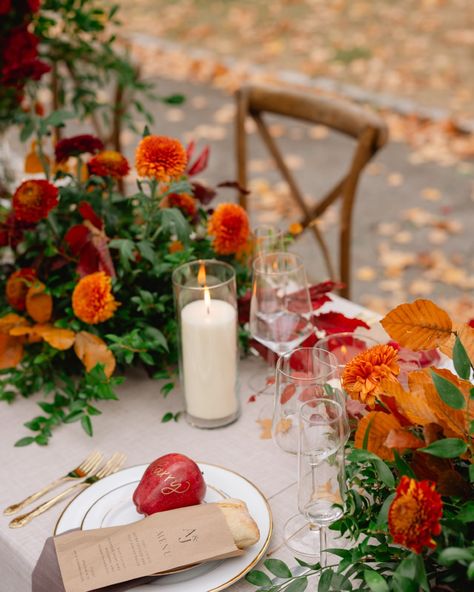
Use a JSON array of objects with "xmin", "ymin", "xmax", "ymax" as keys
[
  {"xmin": 65, "ymin": 214, "xmax": 115, "ymax": 278},
  {"xmin": 217, "ymin": 180, "xmax": 250, "ymax": 195},
  {"xmin": 65, "ymin": 225, "xmax": 89, "ymax": 254},
  {"xmin": 309, "ymin": 280, "xmax": 345, "ymax": 300},
  {"xmin": 78, "ymin": 201, "xmax": 103, "ymax": 229},
  {"xmin": 187, "ymin": 145, "xmax": 210, "ymax": 176},
  {"xmin": 280, "ymin": 384, "xmax": 296, "ymax": 405},
  {"xmin": 247, "ymin": 394, "xmax": 257, "ymax": 403},
  {"xmin": 192, "ymin": 181, "xmax": 216, "ymax": 205},
  {"xmin": 249, "ymin": 338, "xmax": 278, "ymax": 367},
  {"xmin": 313, "ymin": 311, "xmax": 370, "ymax": 335},
  {"xmin": 186, "ymin": 140, "xmax": 195, "ymax": 163},
  {"xmin": 298, "ymin": 386, "xmax": 324, "ymax": 402},
  {"xmin": 311, "ymin": 294, "xmax": 331, "ymax": 311}
]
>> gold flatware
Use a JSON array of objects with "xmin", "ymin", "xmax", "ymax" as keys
[
  {"xmin": 4, "ymin": 451, "xmax": 103, "ymax": 516},
  {"xmin": 9, "ymin": 453, "xmax": 126, "ymax": 529}
]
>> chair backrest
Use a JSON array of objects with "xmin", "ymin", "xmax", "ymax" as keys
[{"xmin": 235, "ymin": 83, "xmax": 388, "ymax": 299}]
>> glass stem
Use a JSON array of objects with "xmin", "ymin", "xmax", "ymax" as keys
[{"xmin": 319, "ymin": 526, "xmax": 327, "ymax": 567}]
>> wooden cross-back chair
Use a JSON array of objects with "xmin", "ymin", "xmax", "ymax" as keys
[{"xmin": 235, "ymin": 83, "xmax": 388, "ymax": 299}]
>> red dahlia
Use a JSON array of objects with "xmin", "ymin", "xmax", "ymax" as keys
[
  {"xmin": 55, "ymin": 135, "xmax": 104, "ymax": 163},
  {"xmin": 12, "ymin": 180, "xmax": 59, "ymax": 223}
]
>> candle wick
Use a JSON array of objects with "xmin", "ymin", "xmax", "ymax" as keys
[{"xmin": 204, "ymin": 286, "xmax": 211, "ymax": 315}]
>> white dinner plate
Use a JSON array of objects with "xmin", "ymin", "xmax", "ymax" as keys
[{"xmin": 55, "ymin": 463, "xmax": 272, "ymax": 591}]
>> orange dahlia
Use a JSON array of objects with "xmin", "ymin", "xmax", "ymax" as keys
[
  {"xmin": 135, "ymin": 135, "xmax": 187, "ymax": 182},
  {"xmin": 168, "ymin": 240, "xmax": 184, "ymax": 253},
  {"xmin": 13, "ymin": 180, "xmax": 58, "ymax": 223},
  {"xmin": 164, "ymin": 193, "xmax": 197, "ymax": 218},
  {"xmin": 6, "ymin": 268, "xmax": 36, "ymax": 311},
  {"xmin": 72, "ymin": 272, "xmax": 119, "ymax": 324},
  {"xmin": 388, "ymin": 476, "xmax": 442, "ymax": 554},
  {"xmin": 342, "ymin": 344, "xmax": 400, "ymax": 408},
  {"xmin": 88, "ymin": 151, "xmax": 130, "ymax": 178},
  {"xmin": 208, "ymin": 203, "xmax": 250, "ymax": 255}
]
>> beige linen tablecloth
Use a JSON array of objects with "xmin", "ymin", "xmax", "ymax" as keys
[{"xmin": 0, "ymin": 296, "xmax": 380, "ymax": 591}]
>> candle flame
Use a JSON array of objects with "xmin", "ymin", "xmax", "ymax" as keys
[
  {"xmin": 197, "ymin": 262, "xmax": 206, "ymax": 286},
  {"xmin": 341, "ymin": 345, "xmax": 347, "ymax": 355},
  {"xmin": 204, "ymin": 286, "xmax": 211, "ymax": 314}
]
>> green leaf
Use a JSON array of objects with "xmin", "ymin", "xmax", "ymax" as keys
[
  {"xmin": 263, "ymin": 559, "xmax": 291, "ymax": 579},
  {"xmin": 64, "ymin": 410, "xmax": 84, "ymax": 424},
  {"xmin": 393, "ymin": 450, "xmax": 416, "ymax": 478},
  {"xmin": 395, "ymin": 553, "xmax": 429, "ymax": 592},
  {"xmin": 161, "ymin": 382, "xmax": 174, "ymax": 397},
  {"xmin": 439, "ymin": 547, "xmax": 474, "ymax": 565},
  {"xmin": 137, "ymin": 240, "xmax": 157, "ymax": 264},
  {"xmin": 456, "ymin": 502, "xmax": 474, "ymax": 523},
  {"xmin": 20, "ymin": 118, "xmax": 35, "ymax": 142},
  {"xmin": 159, "ymin": 208, "xmax": 190, "ymax": 243},
  {"xmin": 453, "ymin": 336, "xmax": 471, "ymax": 379},
  {"xmin": 14, "ymin": 436, "xmax": 35, "ymax": 447},
  {"xmin": 81, "ymin": 415, "xmax": 93, "ymax": 437},
  {"xmin": 469, "ymin": 464, "xmax": 474, "ymax": 483},
  {"xmin": 376, "ymin": 493, "xmax": 395, "ymax": 527},
  {"xmin": 163, "ymin": 94, "xmax": 186, "ymax": 105},
  {"xmin": 161, "ymin": 412, "xmax": 173, "ymax": 423},
  {"xmin": 245, "ymin": 570, "xmax": 273, "ymax": 587},
  {"xmin": 374, "ymin": 460, "xmax": 395, "ymax": 488},
  {"xmin": 419, "ymin": 438, "xmax": 467, "ymax": 458},
  {"xmin": 467, "ymin": 560, "xmax": 474, "ymax": 580},
  {"xmin": 286, "ymin": 577, "xmax": 308, "ymax": 592},
  {"xmin": 430, "ymin": 370, "xmax": 465, "ymax": 409},
  {"xmin": 363, "ymin": 569, "xmax": 389, "ymax": 592},
  {"xmin": 318, "ymin": 569, "xmax": 333, "ymax": 592}
]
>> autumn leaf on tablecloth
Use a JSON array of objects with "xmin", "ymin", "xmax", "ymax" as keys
[
  {"xmin": 355, "ymin": 411, "xmax": 405, "ymax": 461},
  {"xmin": 280, "ymin": 384, "xmax": 296, "ymax": 405},
  {"xmin": 25, "ymin": 281, "xmax": 53, "ymax": 324},
  {"xmin": 381, "ymin": 299, "xmax": 453, "ymax": 350},
  {"xmin": 257, "ymin": 418, "xmax": 272, "ymax": 439},
  {"xmin": 10, "ymin": 324, "xmax": 75, "ymax": 350},
  {"xmin": 313, "ymin": 311, "xmax": 370, "ymax": 335},
  {"xmin": 74, "ymin": 331, "xmax": 116, "ymax": 378}
]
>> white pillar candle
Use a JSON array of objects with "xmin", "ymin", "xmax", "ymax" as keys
[{"xmin": 181, "ymin": 296, "xmax": 238, "ymax": 420}]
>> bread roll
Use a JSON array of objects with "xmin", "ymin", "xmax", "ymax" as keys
[{"xmin": 216, "ymin": 498, "xmax": 260, "ymax": 549}]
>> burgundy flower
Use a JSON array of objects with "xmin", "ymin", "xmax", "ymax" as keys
[
  {"xmin": 0, "ymin": 0, "xmax": 11, "ymax": 15},
  {"xmin": 55, "ymin": 135, "xmax": 104, "ymax": 163}
]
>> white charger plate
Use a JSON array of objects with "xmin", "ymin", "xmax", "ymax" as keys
[{"xmin": 55, "ymin": 463, "xmax": 272, "ymax": 591}]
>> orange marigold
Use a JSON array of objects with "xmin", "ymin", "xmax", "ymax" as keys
[
  {"xmin": 168, "ymin": 240, "xmax": 184, "ymax": 253},
  {"xmin": 388, "ymin": 476, "xmax": 442, "ymax": 554},
  {"xmin": 164, "ymin": 193, "xmax": 197, "ymax": 218},
  {"xmin": 135, "ymin": 135, "xmax": 187, "ymax": 182},
  {"xmin": 6, "ymin": 268, "xmax": 36, "ymax": 311},
  {"xmin": 72, "ymin": 272, "xmax": 119, "ymax": 324},
  {"xmin": 88, "ymin": 151, "xmax": 130, "ymax": 178},
  {"xmin": 288, "ymin": 222, "xmax": 303, "ymax": 236},
  {"xmin": 342, "ymin": 344, "xmax": 399, "ymax": 408},
  {"xmin": 208, "ymin": 203, "xmax": 250, "ymax": 255},
  {"xmin": 13, "ymin": 180, "xmax": 58, "ymax": 223}
]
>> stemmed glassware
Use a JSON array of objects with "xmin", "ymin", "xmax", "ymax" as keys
[
  {"xmin": 250, "ymin": 252, "xmax": 313, "ymax": 358},
  {"xmin": 290, "ymin": 398, "xmax": 346, "ymax": 561},
  {"xmin": 253, "ymin": 225, "xmax": 285, "ymax": 258},
  {"xmin": 272, "ymin": 347, "xmax": 340, "ymax": 454}
]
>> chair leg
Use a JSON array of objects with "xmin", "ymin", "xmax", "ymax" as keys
[{"xmin": 235, "ymin": 89, "xmax": 249, "ymax": 210}]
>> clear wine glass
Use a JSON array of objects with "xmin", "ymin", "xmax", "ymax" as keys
[
  {"xmin": 253, "ymin": 225, "xmax": 285, "ymax": 258},
  {"xmin": 272, "ymin": 347, "xmax": 339, "ymax": 454},
  {"xmin": 250, "ymin": 252, "xmax": 314, "ymax": 356},
  {"xmin": 285, "ymin": 398, "xmax": 346, "ymax": 560}
]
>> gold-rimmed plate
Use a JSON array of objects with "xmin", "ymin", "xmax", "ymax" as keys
[{"xmin": 55, "ymin": 462, "xmax": 273, "ymax": 591}]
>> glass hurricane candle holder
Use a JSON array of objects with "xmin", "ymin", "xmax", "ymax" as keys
[
  {"xmin": 172, "ymin": 260, "xmax": 240, "ymax": 428},
  {"xmin": 315, "ymin": 333, "xmax": 380, "ymax": 379}
]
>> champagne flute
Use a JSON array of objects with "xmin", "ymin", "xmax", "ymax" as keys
[{"xmin": 285, "ymin": 398, "xmax": 346, "ymax": 560}]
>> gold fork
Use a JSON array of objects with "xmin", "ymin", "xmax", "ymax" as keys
[
  {"xmin": 9, "ymin": 453, "xmax": 126, "ymax": 529},
  {"xmin": 4, "ymin": 451, "xmax": 103, "ymax": 516}
]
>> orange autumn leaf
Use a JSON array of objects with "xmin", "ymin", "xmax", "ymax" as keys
[
  {"xmin": 36, "ymin": 326, "xmax": 75, "ymax": 350},
  {"xmin": 26, "ymin": 281, "xmax": 53, "ymax": 324},
  {"xmin": 74, "ymin": 331, "xmax": 116, "ymax": 378},
  {"xmin": 0, "ymin": 313, "xmax": 28, "ymax": 333},
  {"xmin": 380, "ymin": 378, "xmax": 438, "ymax": 426},
  {"xmin": 10, "ymin": 324, "xmax": 75, "ymax": 350},
  {"xmin": 412, "ymin": 369, "xmax": 470, "ymax": 440},
  {"xmin": 381, "ymin": 299, "xmax": 452, "ymax": 350},
  {"xmin": 354, "ymin": 411, "xmax": 403, "ymax": 461},
  {"xmin": 0, "ymin": 334, "xmax": 23, "ymax": 369},
  {"xmin": 384, "ymin": 428, "xmax": 425, "ymax": 450}
]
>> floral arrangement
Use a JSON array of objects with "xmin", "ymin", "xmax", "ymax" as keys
[
  {"xmin": 0, "ymin": 128, "xmax": 251, "ymax": 446},
  {"xmin": 247, "ymin": 299, "xmax": 473, "ymax": 591}
]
